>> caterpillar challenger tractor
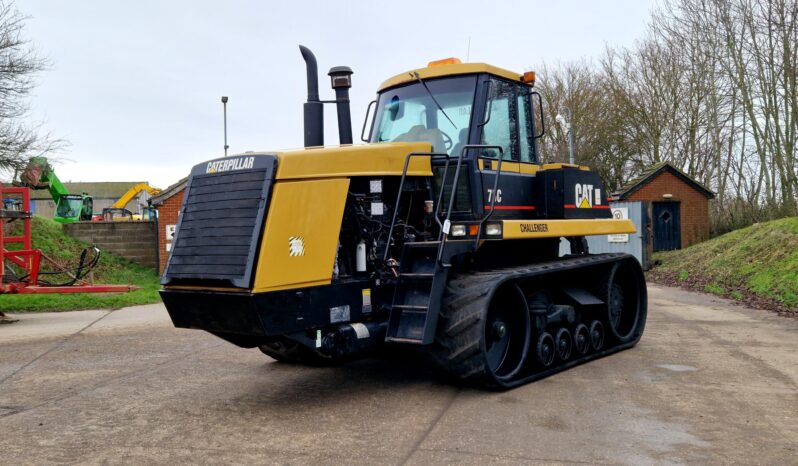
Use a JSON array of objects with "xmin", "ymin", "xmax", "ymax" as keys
[{"xmin": 159, "ymin": 46, "xmax": 646, "ymax": 389}]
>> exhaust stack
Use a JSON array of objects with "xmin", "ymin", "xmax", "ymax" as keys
[
  {"xmin": 328, "ymin": 66, "xmax": 354, "ymax": 145},
  {"xmin": 299, "ymin": 45, "xmax": 323, "ymax": 148}
]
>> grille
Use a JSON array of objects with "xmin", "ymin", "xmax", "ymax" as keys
[{"xmin": 162, "ymin": 155, "xmax": 276, "ymax": 288}]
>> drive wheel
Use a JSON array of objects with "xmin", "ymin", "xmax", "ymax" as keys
[
  {"xmin": 429, "ymin": 279, "xmax": 531, "ymax": 387},
  {"xmin": 484, "ymin": 284, "xmax": 531, "ymax": 380}
]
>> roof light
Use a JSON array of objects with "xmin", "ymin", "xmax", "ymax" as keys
[
  {"xmin": 522, "ymin": 71, "xmax": 536, "ymax": 85},
  {"xmin": 428, "ymin": 57, "xmax": 462, "ymax": 67}
]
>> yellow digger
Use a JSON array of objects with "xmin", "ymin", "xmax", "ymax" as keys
[
  {"xmin": 102, "ymin": 183, "xmax": 160, "ymax": 221},
  {"xmin": 159, "ymin": 47, "xmax": 646, "ymax": 388}
]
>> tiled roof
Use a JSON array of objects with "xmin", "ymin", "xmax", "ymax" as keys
[
  {"xmin": 150, "ymin": 177, "xmax": 188, "ymax": 206},
  {"xmin": 613, "ymin": 162, "xmax": 715, "ymax": 200}
]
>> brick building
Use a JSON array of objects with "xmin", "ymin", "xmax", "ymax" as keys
[
  {"xmin": 150, "ymin": 177, "xmax": 187, "ymax": 273},
  {"xmin": 614, "ymin": 162, "xmax": 714, "ymax": 250}
]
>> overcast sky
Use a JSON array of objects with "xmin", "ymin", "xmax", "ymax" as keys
[{"xmin": 19, "ymin": 0, "xmax": 655, "ymax": 189}]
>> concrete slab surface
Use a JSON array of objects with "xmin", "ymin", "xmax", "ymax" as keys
[{"xmin": 1, "ymin": 284, "xmax": 796, "ymax": 465}]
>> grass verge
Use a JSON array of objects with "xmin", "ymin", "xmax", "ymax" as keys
[
  {"xmin": 648, "ymin": 216, "xmax": 798, "ymax": 318},
  {"xmin": 2, "ymin": 216, "xmax": 161, "ymax": 313}
]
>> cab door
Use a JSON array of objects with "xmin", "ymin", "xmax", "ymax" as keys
[{"xmin": 476, "ymin": 78, "xmax": 539, "ymax": 219}]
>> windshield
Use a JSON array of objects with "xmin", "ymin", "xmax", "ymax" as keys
[
  {"xmin": 56, "ymin": 197, "xmax": 83, "ymax": 219},
  {"xmin": 370, "ymin": 76, "xmax": 477, "ymax": 156}
]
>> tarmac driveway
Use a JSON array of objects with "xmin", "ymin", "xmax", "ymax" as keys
[{"xmin": 1, "ymin": 284, "xmax": 796, "ymax": 465}]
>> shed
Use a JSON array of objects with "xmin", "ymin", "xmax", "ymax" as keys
[
  {"xmin": 150, "ymin": 177, "xmax": 188, "ymax": 273},
  {"xmin": 613, "ymin": 162, "xmax": 714, "ymax": 251}
]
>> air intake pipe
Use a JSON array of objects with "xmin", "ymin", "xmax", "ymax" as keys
[
  {"xmin": 299, "ymin": 45, "xmax": 324, "ymax": 148},
  {"xmin": 328, "ymin": 66, "xmax": 354, "ymax": 145}
]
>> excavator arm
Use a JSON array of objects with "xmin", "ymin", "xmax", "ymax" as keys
[
  {"xmin": 16, "ymin": 157, "xmax": 70, "ymax": 205},
  {"xmin": 111, "ymin": 183, "xmax": 160, "ymax": 209}
]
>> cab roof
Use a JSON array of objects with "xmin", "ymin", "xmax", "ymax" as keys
[{"xmin": 378, "ymin": 62, "xmax": 524, "ymax": 92}]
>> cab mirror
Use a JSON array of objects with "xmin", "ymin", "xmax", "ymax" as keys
[
  {"xmin": 528, "ymin": 90, "xmax": 546, "ymax": 139},
  {"xmin": 387, "ymin": 96, "xmax": 404, "ymax": 121}
]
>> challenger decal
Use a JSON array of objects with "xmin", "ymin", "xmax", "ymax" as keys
[
  {"xmin": 520, "ymin": 223, "xmax": 549, "ymax": 233},
  {"xmin": 206, "ymin": 156, "xmax": 256, "ymax": 174}
]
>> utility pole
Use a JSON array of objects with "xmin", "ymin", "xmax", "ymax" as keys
[{"xmin": 221, "ymin": 96, "xmax": 229, "ymax": 156}]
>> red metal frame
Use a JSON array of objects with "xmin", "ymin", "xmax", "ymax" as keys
[{"xmin": 1, "ymin": 183, "xmax": 132, "ymax": 294}]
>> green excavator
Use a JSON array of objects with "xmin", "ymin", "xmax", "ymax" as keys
[{"xmin": 14, "ymin": 157, "xmax": 93, "ymax": 223}]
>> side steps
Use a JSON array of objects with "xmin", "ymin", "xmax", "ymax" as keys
[{"xmin": 386, "ymin": 241, "xmax": 449, "ymax": 344}]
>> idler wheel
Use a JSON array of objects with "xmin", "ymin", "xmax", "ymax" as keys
[
  {"xmin": 574, "ymin": 324, "xmax": 590, "ymax": 355},
  {"xmin": 555, "ymin": 328, "xmax": 572, "ymax": 361},
  {"xmin": 536, "ymin": 332, "xmax": 555, "ymax": 367},
  {"xmin": 601, "ymin": 260, "xmax": 647, "ymax": 343}
]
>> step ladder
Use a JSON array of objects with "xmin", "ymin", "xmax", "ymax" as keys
[
  {"xmin": 385, "ymin": 241, "xmax": 449, "ymax": 344},
  {"xmin": 383, "ymin": 145, "xmax": 506, "ymax": 345}
]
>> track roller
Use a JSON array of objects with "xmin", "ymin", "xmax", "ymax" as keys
[
  {"xmin": 589, "ymin": 321, "xmax": 604, "ymax": 351},
  {"xmin": 536, "ymin": 332, "xmax": 555, "ymax": 366},
  {"xmin": 555, "ymin": 328, "xmax": 572, "ymax": 361},
  {"xmin": 574, "ymin": 323, "xmax": 590, "ymax": 355}
]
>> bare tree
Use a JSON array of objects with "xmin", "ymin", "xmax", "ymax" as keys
[{"xmin": 0, "ymin": 0, "xmax": 61, "ymax": 179}]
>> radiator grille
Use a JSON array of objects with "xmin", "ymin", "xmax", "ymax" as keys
[{"xmin": 162, "ymin": 155, "xmax": 276, "ymax": 288}]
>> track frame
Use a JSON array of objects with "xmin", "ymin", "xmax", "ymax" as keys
[{"xmin": 430, "ymin": 253, "xmax": 647, "ymax": 389}]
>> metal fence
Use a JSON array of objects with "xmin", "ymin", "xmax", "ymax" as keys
[{"xmin": 559, "ymin": 201, "xmax": 652, "ymax": 269}]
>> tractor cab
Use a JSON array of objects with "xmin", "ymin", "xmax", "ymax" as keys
[
  {"xmin": 370, "ymin": 58, "xmax": 541, "ymax": 161},
  {"xmin": 55, "ymin": 194, "xmax": 93, "ymax": 223},
  {"xmin": 370, "ymin": 58, "xmax": 545, "ymax": 219}
]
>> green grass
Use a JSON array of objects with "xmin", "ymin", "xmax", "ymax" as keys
[
  {"xmin": 2, "ymin": 216, "xmax": 161, "ymax": 313},
  {"xmin": 649, "ymin": 216, "xmax": 798, "ymax": 309}
]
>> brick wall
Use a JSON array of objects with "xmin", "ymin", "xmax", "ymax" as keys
[
  {"xmin": 63, "ymin": 221, "xmax": 157, "ymax": 269},
  {"xmin": 625, "ymin": 171, "xmax": 710, "ymax": 247},
  {"xmin": 155, "ymin": 189, "xmax": 185, "ymax": 273}
]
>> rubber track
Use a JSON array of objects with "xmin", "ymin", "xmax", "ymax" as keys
[{"xmin": 427, "ymin": 253, "xmax": 645, "ymax": 389}]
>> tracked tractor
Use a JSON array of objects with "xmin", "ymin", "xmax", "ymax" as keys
[{"xmin": 159, "ymin": 47, "xmax": 647, "ymax": 388}]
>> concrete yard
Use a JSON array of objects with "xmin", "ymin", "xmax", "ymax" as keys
[{"xmin": 1, "ymin": 284, "xmax": 796, "ymax": 465}]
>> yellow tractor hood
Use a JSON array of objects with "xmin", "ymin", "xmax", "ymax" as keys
[{"xmin": 272, "ymin": 142, "xmax": 434, "ymax": 180}]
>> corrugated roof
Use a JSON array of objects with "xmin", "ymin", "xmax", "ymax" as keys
[
  {"xmin": 613, "ymin": 162, "xmax": 715, "ymax": 200},
  {"xmin": 28, "ymin": 181, "xmax": 148, "ymax": 200},
  {"xmin": 151, "ymin": 177, "xmax": 188, "ymax": 206}
]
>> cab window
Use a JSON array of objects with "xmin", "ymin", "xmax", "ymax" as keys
[
  {"xmin": 371, "ymin": 76, "xmax": 477, "ymax": 156},
  {"xmin": 517, "ymin": 93, "xmax": 534, "ymax": 163},
  {"xmin": 480, "ymin": 79, "xmax": 536, "ymax": 163}
]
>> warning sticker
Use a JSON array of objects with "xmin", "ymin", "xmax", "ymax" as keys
[
  {"xmin": 362, "ymin": 289, "xmax": 372, "ymax": 314},
  {"xmin": 350, "ymin": 323, "xmax": 370, "ymax": 339},
  {"xmin": 608, "ymin": 207, "xmax": 629, "ymax": 243},
  {"xmin": 330, "ymin": 305, "xmax": 350, "ymax": 323}
]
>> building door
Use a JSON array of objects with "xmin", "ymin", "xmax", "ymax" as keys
[{"xmin": 653, "ymin": 202, "xmax": 681, "ymax": 251}]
